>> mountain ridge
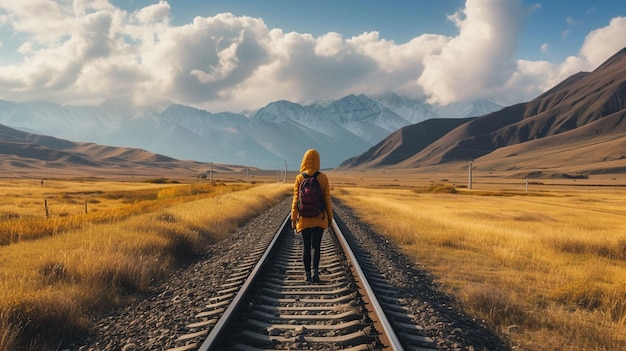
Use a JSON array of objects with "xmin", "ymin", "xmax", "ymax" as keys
[
  {"xmin": 0, "ymin": 123, "xmax": 242, "ymax": 179},
  {"xmin": 342, "ymin": 47, "xmax": 626, "ymax": 177},
  {"xmin": 0, "ymin": 94, "xmax": 502, "ymax": 169}
]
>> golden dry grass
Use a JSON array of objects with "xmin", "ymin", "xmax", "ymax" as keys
[
  {"xmin": 0, "ymin": 179, "xmax": 253, "ymax": 245},
  {"xmin": 333, "ymin": 184, "xmax": 626, "ymax": 351},
  {"xmin": 0, "ymin": 179, "xmax": 291, "ymax": 350}
]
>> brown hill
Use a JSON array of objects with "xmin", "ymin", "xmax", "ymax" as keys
[
  {"xmin": 339, "ymin": 117, "xmax": 475, "ymax": 169},
  {"xmin": 0, "ymin": 124, "xmax": 245, "ymax": 179},
  {"xmin": 341, "ymin": 47, "xmax": 626, "ymax": 177}
]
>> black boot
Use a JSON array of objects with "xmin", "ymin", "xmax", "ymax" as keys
[{"xmin": 311, "ymin": 269, "xmax": 320, "ymax": 283}]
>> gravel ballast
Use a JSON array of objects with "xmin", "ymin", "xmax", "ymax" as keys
[{"xmin": 68, "ymin": 197, "xmax": 509, "ymax": 351}]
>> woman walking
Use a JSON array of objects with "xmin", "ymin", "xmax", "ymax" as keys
[{"xmin": 291, "ymin": 149, "xmax": 333, "ymax": 282}]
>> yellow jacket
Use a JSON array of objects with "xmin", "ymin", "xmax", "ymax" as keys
[{"xmin": 291, "ymin": 149, "xmax": 333, "ymax": 232}]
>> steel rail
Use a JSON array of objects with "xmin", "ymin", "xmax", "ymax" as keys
[
  {"xmin": 331, "ymin": 218, "xmax": 405, "ymax": 350},
  {"xmin": 195, "ymin": 214, "xmax": 405, "ymax": 350},
  {"xmin": 196, "ymin": 214, "xmax": 291, "ymax": 351}
]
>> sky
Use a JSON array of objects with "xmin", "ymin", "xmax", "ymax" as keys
[{"xmin": 0, "ymin": 0, "xmax": 624, "ymax": 113}]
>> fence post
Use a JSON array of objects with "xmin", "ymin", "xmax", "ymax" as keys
[
  {"xmin": 44, "ymin": 199, "xmax": 49, "ymax": 218},
  {"xmin": 84, "ymin": 201, "xmax": 88, "ymax": 214}
]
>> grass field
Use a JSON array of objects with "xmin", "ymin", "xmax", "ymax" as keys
[
  {"xmin": 0, "ymin": 178, "xmax": 291, "ymax": 350},
  {"xmin": 3, "ymin": 170, "xmax": 626, "ymax": 350},
  {"xmin": 330, "ymin": 172, "xmax": 626, "ymax": 351}
]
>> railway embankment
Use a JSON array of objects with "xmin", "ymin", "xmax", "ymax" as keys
[{"xmin": 73, "ymin": 197, "xmax": 508, "ymax": 351}]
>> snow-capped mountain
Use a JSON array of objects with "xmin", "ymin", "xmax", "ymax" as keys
[
  {"xmin": 0, "ymin": 94, "xmax": 502, "ymax": 169},
  {"xmin": 372, "ymin": 93, "xmax": 440, "ymax": 124}
]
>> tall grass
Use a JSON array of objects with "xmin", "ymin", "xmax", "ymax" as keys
[
  {"xmin": 334, "ymin": 185, "xmax": 626, "ymax": 351},
  {"xmin": 0, "ymin": 181, "xmax": 249, "ymax": 245},
  {"xmin": 0, "ymin": 182, "xmax": 291, "ymax": 350},
  {"xmin": 0, "ymin": 306, "xmax": 19, "ymax": 351}
]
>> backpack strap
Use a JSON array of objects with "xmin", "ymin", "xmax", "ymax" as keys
[{"xmin": 301, "ymin": 171, "xmax": 320, "ymax": 178}]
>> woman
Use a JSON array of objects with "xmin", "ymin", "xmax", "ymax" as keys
[{"xmin": 291, "ymin": 149, "xmax": 333, "ymax": 282}]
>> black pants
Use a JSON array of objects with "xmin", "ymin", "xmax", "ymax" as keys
[{"xmin": 301, "ymin": 227, "xmax": 324, "ymax": 274}]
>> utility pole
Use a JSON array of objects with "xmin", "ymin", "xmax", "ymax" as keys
[
  {"xmin": 526, "ymin": 177, "xmax": 529, "ymax": 192},
  {"xmin": 284, "ymin": 160, "xmax": 287, "ymax": 182},
  {"xmin": 468, "ymin": 160, "xmax": 473, "ymax": 190}
]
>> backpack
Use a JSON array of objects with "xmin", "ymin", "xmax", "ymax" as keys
[{"xmin": 298, "ymin": 171, "xmax": 325, "ymax": 218}]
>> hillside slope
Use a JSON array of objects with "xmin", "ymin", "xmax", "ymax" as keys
[
  {"xmin": 340, "ymin": 48, "xmax": 626, "ymax": 177},
  {"xmin": 0, "ymin": 124, "xmax": 233, "ymax": 179},
  {"xmin": 339, "ymin": 117, "xmax": 475, "ymax": 169}
]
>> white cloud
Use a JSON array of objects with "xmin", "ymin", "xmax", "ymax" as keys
[
  {"xmin": 417, "ymin": 0, "xmax": 526, "ymax": 105},
  {"xmin": 562, "ymin": 29, "xmax": 571, "ymax": 39},
  {"xmin": 132, "ymin": 0, "xmax": 170, "ymax": 24},
  {"xmin": 0, "ymin": 0, "xmax": 623, "ymax": 112},
  {"xmin": 580, "ymin": 16, "xmax": 626, "ymax": 67},
  {"xmin": 566, "ymin": 16, "xmax": 582, "ymax": 26},
  {"xmin": 509, "ymin": 56, "xmax": 588, "ymax": 99},
  {"xmin": 314, "ymin": 32, "xmax": 344, "ymax": 57}
]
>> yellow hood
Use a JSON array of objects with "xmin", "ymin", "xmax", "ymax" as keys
[{"xmin": 299, "ymin": 149, "xmax": 320, "ymax": 175}]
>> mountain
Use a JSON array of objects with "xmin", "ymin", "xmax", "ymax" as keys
[
  {"xmin": 339, "ymin": 117, "xmax": 476, "ymax": 168},
  {"xmin": 373, "ymin": 94, "xmax": 501, "ymax": 123},
  {"xmin": 0, "ymin": 95, "xmax": 501, "ymax": 170},
  {"xmin": 340, "ymin": 48, "xmax": 626, "ymax": 177},
  {"xmin": 0, "ymin": 123, "xmax": 239, "ymax": 179}
]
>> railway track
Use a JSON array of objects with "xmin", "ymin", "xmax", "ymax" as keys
[{"xmin": 166, "ymin": 214, "xmax": 438, "ymax": 351}]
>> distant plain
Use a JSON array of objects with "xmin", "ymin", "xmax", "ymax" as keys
[{"xmin": 1, "ymin": 162, "xmax": 625, "ymax": 350}]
